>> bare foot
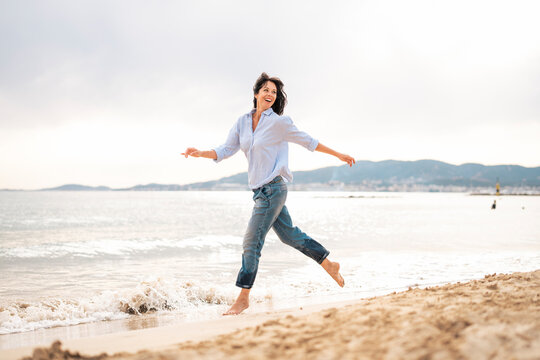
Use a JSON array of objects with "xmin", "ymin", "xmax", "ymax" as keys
[
  {"xmin": 321, "ymin": 259, "xmax": 345, "ymax": 287},
  {"xmin": 223, "ymin": 289, "xmax": 250, "ymax": 316},
  {"xmin": 223, "ymin": 297, "xmax": 249, "ymax": 315}
]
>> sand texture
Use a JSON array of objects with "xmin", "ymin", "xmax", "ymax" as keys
[{"xmin": 23, "ymin": 270, "xmax": 540, "ymax": 360}]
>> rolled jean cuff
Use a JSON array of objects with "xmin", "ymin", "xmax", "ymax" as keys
[
  {"xmin": 235, "ymin": 282, "xmax": 253, "ymax": 289},
  {"xmin": 316, "ymin": 250, "xmax": 330, "ymax": 264}
]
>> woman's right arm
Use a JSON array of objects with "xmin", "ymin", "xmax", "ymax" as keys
[
  {"xmin": 181, "ymin": 148, "xmax": 217, "ymax": 159},
  {"xmin": 182, "ymin": 120, "xmax": 240, "ymax": 161}
]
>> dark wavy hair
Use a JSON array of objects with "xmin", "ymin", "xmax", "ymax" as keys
[{"xmin": 252, "ymin": 72, "xmax": 288, "ymax": 115}]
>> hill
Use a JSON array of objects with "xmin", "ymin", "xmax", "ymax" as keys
[{"xmin": 36, "ymin": 160, "xmax": 540, "ymax": 192}]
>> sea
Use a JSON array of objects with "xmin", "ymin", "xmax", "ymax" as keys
[{"xmin": 1, "ymin": 190, "xmax": 539, "ymax": 350}]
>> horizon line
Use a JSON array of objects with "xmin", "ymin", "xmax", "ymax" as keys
[{"xmin": 1, "ymin": 159, "xmax": 539, "ymax": 191}]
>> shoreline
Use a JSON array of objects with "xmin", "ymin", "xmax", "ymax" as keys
[
  {"xmin": 1, "ymin": 299, "xmax": 360, "ymax": 360},
  {"xmin": 5, "ymin": 270, "xmax": 539, "ymax": 360}
]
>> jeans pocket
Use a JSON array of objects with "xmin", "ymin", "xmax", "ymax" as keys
[
  {"xmin": 253, "ymin": 196, "xmax": 269, "ymax": 215},
  {"xmin": 261, "ymin": 185, "xmax": 273, "ymax": 198}
]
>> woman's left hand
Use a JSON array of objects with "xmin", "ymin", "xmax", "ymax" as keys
[
  {"xmin": 338, "ymin": 153, "xmax": 356, "ymax": 167},
  {"xmin": 314, "ymin": 143, "xmax": 355, "ymax": 167}
]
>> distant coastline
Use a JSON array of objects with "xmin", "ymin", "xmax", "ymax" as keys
[
  {"xmin": 470, "ymin": 193, "xmax": 540, "ymax": 196},
  {"xmin": 2, "ymin": 159, "xmax": 540, "ymax": 193}
]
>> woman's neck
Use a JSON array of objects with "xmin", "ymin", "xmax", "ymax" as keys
[
  {"xmin": 253, "ymin": 109, "xmax": 263, "ymax": 120},
  {"xmin": 253, "ymin": 107, "xmax": 266, "ymax": 121}
]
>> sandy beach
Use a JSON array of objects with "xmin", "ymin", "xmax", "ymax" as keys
[{"xmin": 6, "ymin": 269, "xmax": 537, "ymax": 360}]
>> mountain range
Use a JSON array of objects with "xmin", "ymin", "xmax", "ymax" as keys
[{"xmin": 36, "ymin": 160, "xmax": 540, "ymax": 192}]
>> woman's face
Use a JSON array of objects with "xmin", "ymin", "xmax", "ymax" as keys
[{"xmin": 254, "ymin": 81, "xmax": 277, "ymax": 111}]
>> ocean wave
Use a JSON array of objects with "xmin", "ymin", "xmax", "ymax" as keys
[
  {"xmin": 0, "ymin": 235, "xmax": 242, "ymax": 259},
  {"xmin": 0, "ymin": 278, "xmax": 236, "ymax": 335}
]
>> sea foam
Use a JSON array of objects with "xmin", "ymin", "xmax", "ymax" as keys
[{"xmin": 0, "ymin": 277, "xmax": 238, "ymax": 335}]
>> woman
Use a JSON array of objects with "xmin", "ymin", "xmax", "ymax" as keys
[{"xmin": 182, "ymin": 73, "xmax": 355, "ymax": 315}]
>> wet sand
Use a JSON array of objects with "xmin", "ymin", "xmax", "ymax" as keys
[{"xmin": 14, "ymin": 270, "xmax": 540, "ymax": 360}]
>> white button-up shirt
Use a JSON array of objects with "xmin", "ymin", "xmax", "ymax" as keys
[{"xmin": 213, "ymin": 108, "xmax": 319, "ymax": 189}]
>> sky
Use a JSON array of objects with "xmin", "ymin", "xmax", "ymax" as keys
[{"xmin": 0, "ymin": 0, "xmax": 539, "ymax": 189}]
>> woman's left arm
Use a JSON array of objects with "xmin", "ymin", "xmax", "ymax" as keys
[
  {"xmin": 280, "ymin": 116, "xmax": 355, "ymax": 167},
  {"xmin": 315, "ymin": 143, "xmax": 356, "ymax": 167}
]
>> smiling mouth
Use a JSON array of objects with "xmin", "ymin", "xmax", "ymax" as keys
[{"xmin": 265, "ymin": 98, "xmax": 273, "ymax": 102}]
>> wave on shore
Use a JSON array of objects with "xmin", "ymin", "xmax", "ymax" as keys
[{"xmin": 0, "ymin": 278, "xmax": 236, "ymax": 335}]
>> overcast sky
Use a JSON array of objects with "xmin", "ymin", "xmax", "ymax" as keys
[{"xmin": 1, "ymin": 0, "xmax": 539, "ymax": 189}]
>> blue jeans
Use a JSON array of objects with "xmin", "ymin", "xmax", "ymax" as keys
[{"xmin": 236, "ymin": 176, "xmax": 330, "ymax": 289}]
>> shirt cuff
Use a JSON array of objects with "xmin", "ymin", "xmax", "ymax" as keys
[
  {"xmin": 308, "ymin": 138, "xmax": 319, "ymax": 152},
  {"xmin": 212, "ymin": 148, "xmax": 223, "ymax": 163}
]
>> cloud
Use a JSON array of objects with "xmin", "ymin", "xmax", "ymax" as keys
[{"xmin": 0, "ymin": 0, "xmax": 539, "ymax": 188}]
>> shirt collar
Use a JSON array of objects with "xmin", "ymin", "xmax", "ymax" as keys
[{"xmin": 251, "ymin": 108, "xmax": 275, "ymax": 116}]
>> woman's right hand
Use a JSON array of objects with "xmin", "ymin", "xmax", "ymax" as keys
[
  {"xmin": 182, "ymin": 148, "xmax": 218, "ymax": 160},
  {"xmin": 182, "ymin": 147, "xmax": 202, "ymax": 158}
]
